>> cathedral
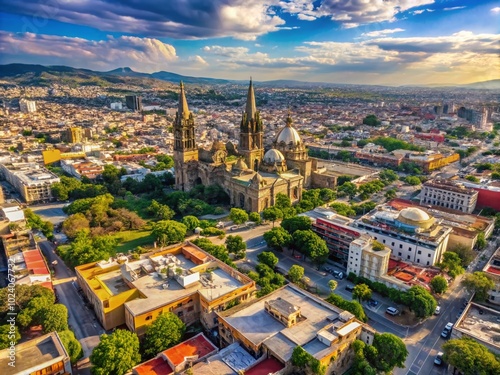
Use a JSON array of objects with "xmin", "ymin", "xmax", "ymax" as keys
[{"xmin": 173, "ymin": 80, "xmax": 313, "ymax": 213}]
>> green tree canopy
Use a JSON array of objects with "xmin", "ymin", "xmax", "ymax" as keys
[
  {"xmin": 337, "ymin": 182, "xmax": 358, "ymax": 199},
  {"xmin": 229, "ymin": 208, "xmax": 249, "ymax": 225},
  {"xmin": 281, "ymin": 216, "xmax": 312, "ymax": 235},
  {"xmin": 371, "ymin": 240, "xmax": 385, "ymax": 252},
  {"xmin": 367, "ymin": 333, "xmax": 409, "ymax": 373},
  {"xmin": 62, "ymin": 231, "xmax": 116, "ymax": 267},
  {"xmin": 181, "ymin": 215, "xmax": 200, "ymax": 231},
  {"xmin": 328, "ymin": 280, "xmax": 338, "ymax": 293},
  {"xmin": 142, "ymin": 313, "xmax": 186, "ymax": 359},
  {"xmin": 262, "ymin": 206, "xmax": 283, "ymax": 227},
  {"xmin": 257, "ymin": 251, "xmax": 279, "ymax": 269},
  {"xmin": 443, "ymin": 337, "xmax": 500, "ymax": 375},
  {"xmin": 326, "ymin": 294, "xmax": 367, "ymax": 322},
  {"xmin": 0, "ymin": 325, "xmax": 20, "ymax": 349},
  {"xmin": 353, "ymin": 284, "xmax": 372, "ymax": 302},
  {"xmin": 288, "ymin": 265, "xmax": 304, "ymax": 283},
  {"xmin": 58, "ymin": 330, "xmax": 83, "ymax": 364},
  {"xmin": 439, "ymin": 251, "xmax": 465, "ymax": 278},
  {"xmin": 403, "ymin": 286, "xmax": 437, "ymax": 318},
  {"xmin": 147, "ymin": 200, "xmax": 175, "ymax": 220},
  {"xmin": 362, "ymin": 114, "xmax": 381, "ymax": 127},
  {"xmin": 90, "ymin": 329, "xmax": 141, "ymax": 375},
  {"xmin": 405, "ymin": 176, "xmax": 421, "ymax": 186},
  {"xmin": 248, "ymin": 211, "xmax": 261, "ymax": 224},
  {"xmin": 449, "ymin": 244, "xmax": 476, "ymax": 267},
  {"xmin": 41, "ymin": 304, "xmax": 69, "ymax": 333},
  {"xmin": 430, "ymin": 275, "xmax": 448, "ymax": 294},
  {"xmin": 225, "ymin": 235, "xmax": 247, "ymax": 255},
  {"xmin": 62, "ymin": 213, "xmax": 90, "ymax": 239},
  {"xmin": 462, "ymin": 271, "xmax": 495, "ymax": 302},
  {"xmin": 293, "ymin": 230, "xmax": 329, "ymax": 266},
  {"xmin": 152, "ymin": 220, "xmax": 187, "ymax": 246},
  {"xmin": 263, "ymin": 227, "xmax": 292, "ymax": 251},
  {"xmin": 275, "ymin": 193, "xmax": 292, "ymax": 210}
]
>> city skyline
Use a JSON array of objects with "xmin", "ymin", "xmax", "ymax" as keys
[{"xmin": 0, "ymin": 0, "xmax": 499, "ymax": 86}]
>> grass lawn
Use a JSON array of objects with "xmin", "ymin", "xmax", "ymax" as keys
[{"xmin": 111, "ymin": 229, "xmax": 156, "ymax": 254}]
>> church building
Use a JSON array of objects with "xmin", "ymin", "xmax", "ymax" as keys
[{"xmin": 173, "ymin": 80, "xmax": 313, "ymax": 212}]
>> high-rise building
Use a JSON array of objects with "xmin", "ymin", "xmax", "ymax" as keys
[
  {"xmin": 19, "ymin": 98, "xmax": 36, "ymax": 113},
  {"xmin": 125, "ymin": 95, "xmax": 142, "ymax": 111}
]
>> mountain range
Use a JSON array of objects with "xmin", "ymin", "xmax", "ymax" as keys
[{"xmin": 0, "ymin": 63, "xmax": 499, "ymax": 90}]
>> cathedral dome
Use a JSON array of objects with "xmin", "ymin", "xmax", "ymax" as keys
[
  {"xmin": 264, "ymin": 149, "xmax": 286, "ymax": 164},
  {"xmin": 276, "ymin": 118, "xmax": 302, "ymax": 145},
  {"xmin": 397, "ymin": 207, "xmax": 434, "ymax": 229}
]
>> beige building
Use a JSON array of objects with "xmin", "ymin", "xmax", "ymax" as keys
[
  {"xmin": 76, "ymin": 242, "xmax": 255, "ymax": 335},
  {"xmin": 65, "ymin": 127, "xmax": 83, "ymax": 143},
  {"xmin": 483, "ymin": 247, "xmax": 500, "ymax": 305},
  {"xmin": 0, "ymin": 332, "xmax": 72, "ymax": 375},
  {"xmin": 0, "ymin": 162, "xmax": 60, "ymax": 203},
  {"xmin": 420, "ymin": 179, "xmax": 478, "ymax": 214}
]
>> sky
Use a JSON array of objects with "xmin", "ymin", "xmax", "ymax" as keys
[{"xmin": 0, "ymin": 0, "xmax": 499, "ymax": 85}]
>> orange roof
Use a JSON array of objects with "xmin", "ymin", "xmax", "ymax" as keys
[
  {"xmin": 246, "ymin": 357, "xmax": 285, "ymax": 375},
  {"xmin": 163, "ymin": 333, "xmax": 217, "ymax": 367},
  {"xmin": 133, "ymin": 357, "xmax": 173, "ymax": 375},
  {"xmin": 487, "ymin": 266, "xmax": 500, "ymax": 275},
  {"xmin": 24, "ymin": 249, "xmax": 50, "ymax": 275}
]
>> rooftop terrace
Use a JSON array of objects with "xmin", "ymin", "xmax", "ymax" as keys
[{"xmin": 455, "ymin": 303, "xmax": 500, "ymax": 353}]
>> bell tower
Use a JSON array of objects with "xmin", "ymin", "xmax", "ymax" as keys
[
  {"xmin": 173, "ymin": 82, "xmax": 199, "ymax": 191},
  {"xmin": 239, "ymin": 79, "xmax": 264, "ymax": 171}
]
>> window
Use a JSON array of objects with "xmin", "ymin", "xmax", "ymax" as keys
[
  {"xmin": 427, "ymin": 261, "xmax": 430, "ymax": 265},
  {"xmin": 408, "ymin": 247, "xmax": 412, "ymax": 251},
  {"xmin": 178, "ymin": 311, "xmax": 184, "ymax": 317},
  {"xmin": 417, "ymin": 250, "xmax": 422, "ymax": 254},
  {"xmin": 407, "ymin": 255, "xmax": 411, "ymax": 259},
  {"xmin": 383, "ymin": 239, "xmax": 386, "ymax": 244},
  {"xmin": 417, "ymin": 259, "xmax": 420, "ymax": 263},
  {"xmin": 398, "ymin": 252, "xmax": 402, "ymax": 256},
  {"xmin": 146, "ymin": 315, "xmax": 152, "ymax": 321},
  {"xmin": 399, "ymin": 244, "xmax": 403, "ymax": 249},
  {"xmin": 392, "ymin": 242, "xmax": 395, "ymax": 246},
  {"xmin": 187, "ymin": 306, "xmax": 194, "ymax": 312},
  {"xmin": 428, "ymin": 254, "xmax": 431, "ymax": 257}
]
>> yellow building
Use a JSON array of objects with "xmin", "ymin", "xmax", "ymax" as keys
[
  {"xmin": 66, "ymin": 127, "xmax": 83, "ymax": 143},
  {"xmin": 76, "ymin": 242, "xmax": 255, "ymax": 335},
  {"xmin": 217, "ymin": 284, "xmax": 375, "ymax": 375}
]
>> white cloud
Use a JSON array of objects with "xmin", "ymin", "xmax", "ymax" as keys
[
  {"xmin": 412, "ymin": 8, "xmax": 435, "ymax": 15},
  {"xmin": 361, "ymin": 28, "xmax": 405, "ymax": 37},
  {"xmin": 491, "ymin": 7, "xmax": 500, "ymax": 13},
  {"xmin": 443, "ymin": 6, "xmax": 466, "ymax": 11},
  {"xmin": 297, "ymin": 14, "xmax": 317, "ymax": 21}
]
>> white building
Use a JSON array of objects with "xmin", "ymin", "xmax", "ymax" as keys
[
  {"xmin": 352, "ymin": 206, "xmax": 452, "ymax": 266},
  {"xmin": 0, "ymin": 163, "xmax": 60, "ymax": 203},
  {"xmin": 420, "ymin": 179, "xmax": 478, "ymax": 214},
  {"xmin": 19, "ymin": 99, "xmax": 36, "ymax": 113}
]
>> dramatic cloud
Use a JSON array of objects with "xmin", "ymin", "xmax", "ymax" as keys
[
  {"xmin": 0, "ymin": 32, "xmax": 179, "ymax": 72},
  {"xmin": 0, "ymin": 0, "xmax": 285, "ymax": 40},
  {"xmin": 361, "ymin": 28, "xmax": 405, "ymax": 37}
]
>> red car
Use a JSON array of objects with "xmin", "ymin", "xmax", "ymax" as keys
[{"xmin": 293, "ymin": 254, "xmax": 302, "ymax": 259}]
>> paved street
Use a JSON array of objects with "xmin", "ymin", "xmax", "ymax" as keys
[
  {"xmin": 31, "ymin": 202, "xmax": 68, "ymax": 224},
  {"xmin": 38, "ymin": 240, "xmax": 103, "ymax": 374}
]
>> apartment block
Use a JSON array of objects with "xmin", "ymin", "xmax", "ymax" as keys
[
  {"xmin": 420, "ymin": 179, "xmax": 478, "ymax": 214},
  {"xmin": 0, "ymin": 163, "xmax": 60, "ymax": 203},
  {"xmin": 75, "ymin": 242, "xmax": 255, "ymax": 335}
]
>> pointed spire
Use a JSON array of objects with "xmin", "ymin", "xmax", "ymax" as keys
[
  {"xmin": 178, "ymin": 81, "xmax": 190, "ymax": 120},
  {"xmin": 245, "ymin": 78, "xmax": 257, "ymax": 121},
  {"xmin": 286, "ymin": 108, "xmax": 293, "ymax": 127}
]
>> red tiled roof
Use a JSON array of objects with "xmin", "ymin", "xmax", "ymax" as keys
[
  {"xmin": 487, "ymin": 266, "xmax": 500, "ymax": 275},
  {"xmin": 133, "ymin": 357, "xmax": 173, "ymax": 375},
  {"xmin": 23, "ymin": 249, "xmax": 50, "ymax": 275},
  {"xmin": 245, "ymin": 357, "xmax": 285, "ymax": 375},
  {"xmin": 163, "ymin": 334, "xmax": 217, "ymax": 367}
]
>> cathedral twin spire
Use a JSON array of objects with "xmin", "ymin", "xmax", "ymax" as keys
[{"xmin": 178, "ymin": 81, "xmax": 190, "ymax": 120}]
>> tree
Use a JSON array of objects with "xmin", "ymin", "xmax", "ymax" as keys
[
  {"xmin": 465, "ymin": 175, "xmax": 480, "ymax": 183},
  {"xmin": 291, "ymin": 346, "xmax": 310, "ymax": 368},
  {"xmin": 384, "ymin": 189, "xmax": 397, "ymax": 200},
  {"xmin": 288, "ymin": 265, "xmax": 304, "ymax": 283},
  {"xmin": 281, "ymin": 216, "xmax": 312, "ymax": 234},
  {"xmin": 275, "ymin": 193, "xmax": 292, "ymax": 210},
  {"xmin": 249, "ymin": 211, "xmax": 261, "ymax": 224},
  {"xmin": 405, "ymin": 176, "xmax": 421, "ymax": 186},
  {"xmin": 338, "ymin": 182, "xmax": 357, "ymax": 199},
  {"xmin": 51, "ymin": 182, "xmax": 69, "ymax": 201},
  {"xmin": 368, "ymin": 333, "xmax": 408, "ymax": 373},
  {"xmin": 147, "ymin": 200, "xmax": 175, "ymax": 220},
  {"xmin": 476, "ymin": 232, "xmax": 486, "ymax": 250},
  {"xmin": 462, "ymin": 272, "xmax": 495, "ymax": 302},
  {"xmin": 293, "ymin": 230, "xmax": 329, "ymax": 266},
  {"xmin": 430, "ymin": 275, "xmax": 448, "ymax": 294},
  {"xmin": 439, "ymin": 251, "xmax": 465, "ymax": 278},
  {"xmin": 371, "ymin": 240, "xmax": 385, "ymax": 252},
  {"xmin": 225, "ymin": 235, "xmax": 247, "ymax": 255},
  {"xmin": 102, "ymin": 164, "xmax": 123, "ymax": 185},
  {"xmin": 62, "ymin": 213, "xmax": 90, "ymax": 239},
  {"xmin": 90, "ymin": 329, "xmax": 141, "ymax": 375},
  {"xmin": 326, "ymin": 294, "xmax": 367, "ymax": 322},
  {"xmin": 152, "ymin": 220, "xmax": 187, "ymax": 246},
  {"xmin": 449, "ymin": 244, "xmax": 476, "ymax": 267},
  {"xmin": 353, "ymin": 284, "xmax": 372, "ymax": 302},
  {"xmin": 257, "ymin": 251, "xmax": 279, "ymax": 269},
  {"xmin": 62, "ymin": 231, "xmax": 116, "ymax": 267},
  {"xmin": 41, "ymin": 304, "xmax": 69, "ymax": 333},
  {"xmin": 404, "ymin": 286, "xmax": 437, "ymax": 318},
  {"xmin": 443, "ymin": 337, "xmax": 500, "ymax": 375},
  {"xmin": 229, "ymin": 208, "xmax": 249, "ymax": 225},
  {"xmin": 262, "ymin": 207, "xmax": 283, "ymax": 227},
  {"xmin": 362, "ymin": 114, "xmax": 381, "ymax": 127},
  {"xmin": 58, "ymin": 330, "xmax": 83, "ymax": 364},
  {"xmin": 0, "ymin": 325, "xmax": 20, "ymax": 349},
  {"xmin": 263, "ymin": 227, "xmax": 292, "ymax": 251},
  {"xmin": 142, "ymin": 313, "xmax": 186, "ymax": 359},
  {"xmin": 328, "ymin": 280, "xmax": 338, "ymax": 293},
  {"xmin": 182, "ymin": 215, "xmax": 200, "ymax": 231}
]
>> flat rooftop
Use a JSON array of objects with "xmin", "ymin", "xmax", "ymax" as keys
[
  {"xmin": 220, "ymin": 285, "xmax": 340, "ymax": 349},
  {"xmin": 0, "ymin": 332, "xmax": 67, "ymax": 375},
  {"xmin": 456, "ymin": 303, "xmax": 500, "ymax": 351},
  {"xmin": 163, "ymin": 333, "xmax": 217, "ymax": 367},
  {"xmin": 198, "ymin": 268, "xmax": 243, "ymax": 301}
]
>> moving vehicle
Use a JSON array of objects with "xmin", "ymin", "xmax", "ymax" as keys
[
  {"xmin": 385, "ymin": 307, "xmax": 399, "ymax": 316},
  {"xmin": 434, "ymin": 352, "xmax": 444, "ymax": 366},
  {"xmin": 441, "ymin": 322, "xmax": 453, "ymax": 338},
  {"xmin": 368, "ymin": 299, "xmax": 379, "ymax": 307},
  {"xmin": 333, "ymin": 270, "xmax": 344, "ymax": 279},
  {"xmin": 434, "ymin": 305, "xmax": 441, "ymax": 315}
]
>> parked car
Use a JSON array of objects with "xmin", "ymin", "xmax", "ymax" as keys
[
  {"xmin": 345, "ymin": 285, "xmax": 354, "ymax": 292},
  {"xmin": 368, "ymin": 299, "xmax": 379, "ymax": 307},
  {"xmin": 434, "ymin": 352, "xmax": 444, "ymax": 366},
  {"xmin": 385, "ymin": 307, "xmax": 399, "ymax": 316},
  {"xmin": 434, "ymin": 305, "xmax": 441, "ymax": 315},
  {"xmin": 333, "ymin": 270, "xmax": 344, "ymax": 279},
  {"xmin": 441, "ymin": 322, "xmax": 453, "ymax": 338}
]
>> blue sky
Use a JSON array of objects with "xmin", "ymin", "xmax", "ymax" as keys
[{"xmin": 0, "ymin": 0, "xmax": 499, "ymax": 85}]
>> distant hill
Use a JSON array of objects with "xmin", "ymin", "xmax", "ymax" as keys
[{"xmin": 462, "ymin": 79, "xmax": 500, "ymax": 90}]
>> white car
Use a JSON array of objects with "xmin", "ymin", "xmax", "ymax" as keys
[{"xmin": 434, "ymin": 306, "xmax": 441, "ymax": 315}]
